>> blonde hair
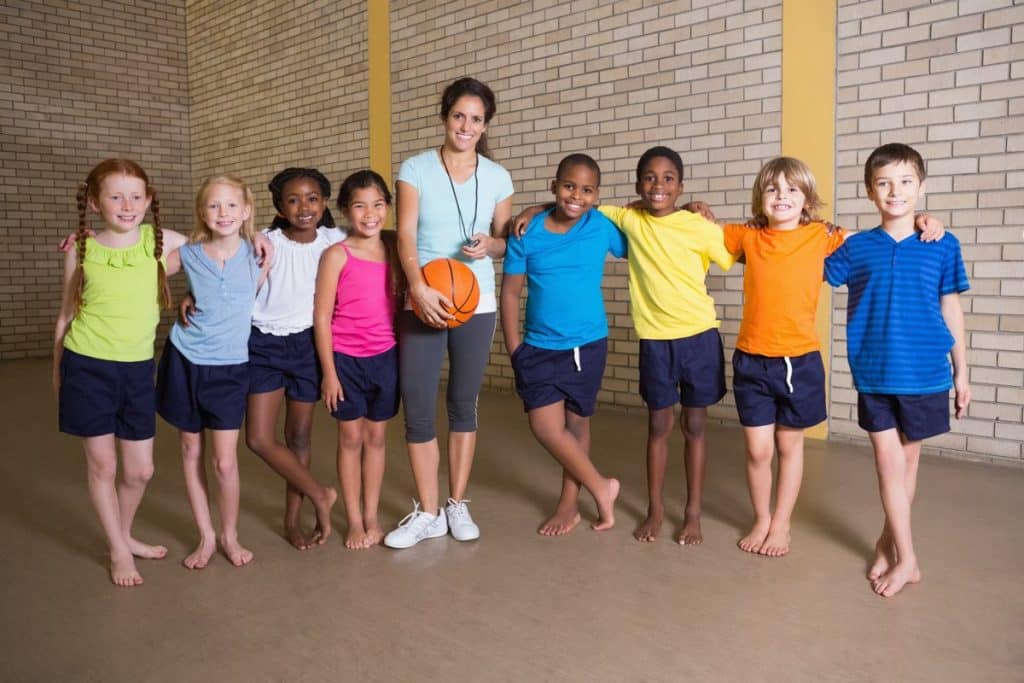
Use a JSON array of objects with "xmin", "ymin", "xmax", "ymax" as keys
[
  {"xmin": 750, "ymin": 157, "xmax": 824, "ymax": 228},
  {"xmin": 73, "ymin": 159, "xmax": 170, "ymax": 316},
  {"xmin": 191, "ymin": 174, "xmax": 256, "ymax": 243}
]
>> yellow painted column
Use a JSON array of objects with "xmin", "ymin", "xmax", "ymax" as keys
[
  {"xmin": 368, "ymin": 0, "xmax": 392, "ymax": 224},
  {"xmin": 781, "ymin": 0, "xmax": 837, "ymax": 439}
]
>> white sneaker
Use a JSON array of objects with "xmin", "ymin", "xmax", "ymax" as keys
[
  {"xmin": 446, "ymin": 498, "xmax": 480, "ymax": 541},
  {"xmin": 383, "ymin": 501, "xmax": 448, "ymax": 549}
]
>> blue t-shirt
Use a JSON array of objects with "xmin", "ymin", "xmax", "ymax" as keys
[
  {"xmin": 397, "ymin": 149, "xmax": 514, "ymax": 314},
  {"xmin": 824, "ymin": 228, "xmax": 969, "ymax": 394},
  {"xmin": 504, "ymin": 208, "xmax": 627, "ymax": 349},
  {"xmin": 170, "ymin": 240, "xmax": 262, "ymax": 365}
]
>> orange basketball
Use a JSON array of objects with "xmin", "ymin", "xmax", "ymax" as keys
[{"xmin": 412, "ymin": 258, "xmax": 480, "ymax": 328}]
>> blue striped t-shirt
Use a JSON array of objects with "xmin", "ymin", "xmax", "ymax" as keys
[{"xmin": 824, "ymin": 228, "xmax": 969, "ymax": 394}]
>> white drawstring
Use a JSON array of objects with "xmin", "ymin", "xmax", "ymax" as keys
[
  {"xmin": 573, "ymin": 346, "xmax": 581, "ymax": 372},
  {"xmin": 784, "ymin": 356, "xmax": 794, "ymax": 394}
]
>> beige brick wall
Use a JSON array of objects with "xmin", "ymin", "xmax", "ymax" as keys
[
  {"xmin": 390, "ymin": 0, "xmax": 782, "ymax": 422},
  {"xmin": 0, "ymin": 1, "xmax": 192, "ymax": 359},
  {"xmin": 186, "ymin": 0, "xmax": 369, "ymax": 228},
  {"xmin": 835, "ymin": 0, "xmax": 1024, "ymax": 463}
]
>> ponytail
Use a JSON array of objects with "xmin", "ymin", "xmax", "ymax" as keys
[
  {"xmin": 150, "ymin": 192, "xmax": 172, "ymax": 309},
  {"xmin": 70, "ymin": 183, "xmax": 90, "ymax": 317}
]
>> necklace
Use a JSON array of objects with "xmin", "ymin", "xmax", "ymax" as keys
[{"xmin": 439, "ymin": 147, "xmax": 479, "ymax": 246}]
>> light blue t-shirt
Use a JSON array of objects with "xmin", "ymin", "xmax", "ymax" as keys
[
  {"xmin": 170, "ymin": 241, "xmax": 262, "ymax": 365},
  {"xmin": 504, "ymin": 208, "xmax": 627, "ymax": 349},
  {"xmin": 824, "ymin": 228, "xmax": 969, "ymax": 394},
  {"xmin": 397, "ymin": 149, "xmax": 514, "ymax": 313}
]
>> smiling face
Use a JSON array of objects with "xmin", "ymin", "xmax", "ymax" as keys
[
  {"xmin": 91, "ymin": 174, "xmax": 151, "ymax": 233},
  {"xmin": 636, "ymin": 156, "xmax": 683, "ymax": 217},
  {"xmin": 760, "ymin": 172, "xmax": 807, "ymax": 230},
  {"xmin": 551, "ymin": 163, "xmax": 600, "ymax": 223},
  {"xmin": 867, "ymin": 161, "xmax": 925, "ymax": 223},
  {"xmin": 201, "ymin": 182, "xmax": 252, "ymax": 239},
  {"xmin": 442, "ymin": 95, "xmax": 487, "ymax": 154},
  {"xmin": 279, "ymin": 177, "xmax": 326, "ymax": 232},
  {"xmin": 343, "ymin": 185, "xmax": 389, "ymax": 239}
]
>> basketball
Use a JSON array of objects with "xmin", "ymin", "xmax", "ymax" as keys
[{"xmin": 412, "ymin": 258, "xmax": 480, "ymax": 328}]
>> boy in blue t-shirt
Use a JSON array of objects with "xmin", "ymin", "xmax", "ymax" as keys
[
  {"xmin": 825, "ymin": 142, "xmax": 971, "ymax": 598},
  {"xmin": 500, "ymin": 154, "xmax": 627, "ymax": 535}
]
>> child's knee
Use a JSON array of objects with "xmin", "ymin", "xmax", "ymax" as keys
[
  {"xmin": 212, "ymin": 454, "xmax": 238, "ymax": 480},
  {"xmin": 681, "ymin": 413, "xmax": 706, "ymax": 441},
  {"xmin": 285, "ymin": 428, "xmax": 311, "ymax": 453},
  {"xmin": 124, "ymin": 463, "xmax": 155, "ymax": 486},
  {"xmin": 648, "ymin": 409, "xmax": 674, "ymax": 439}
]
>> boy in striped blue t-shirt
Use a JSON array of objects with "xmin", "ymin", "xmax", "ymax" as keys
[{"xmin": 825, "ymin": 143, "xmax": 970, "ymax": 599}]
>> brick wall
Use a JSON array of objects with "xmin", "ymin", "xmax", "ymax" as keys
[
  {"xmin": 834, "ymin": 0, "xmax": 1024, "ymax": 463},
  {"xmin": 186, "ymin": 0, "xmax": 369, "ymax": 228},
  {"xmin": 0, "ymin": 0, "xmax": 192, "ymax": 359},
  {"xmin": 390, "ymin": 0, "xmax": 782, "ymax": 421}
]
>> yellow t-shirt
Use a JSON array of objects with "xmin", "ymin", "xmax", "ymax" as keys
[{"xmin": 599, "ymin": 206, "xmax": 735, "ymax": 340}]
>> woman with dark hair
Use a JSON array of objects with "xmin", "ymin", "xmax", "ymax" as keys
[{"xmin": 384, "ymin": 77, "xmax": 514, "ymax": 549}]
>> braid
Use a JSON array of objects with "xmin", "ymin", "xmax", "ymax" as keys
[
  {"xmin": 150, "ymin": 192, "xmax": 172, "ymax": 309},
  {"xmin": 70, "ymin": 183, "xmax": 90, "ymax": 317}
]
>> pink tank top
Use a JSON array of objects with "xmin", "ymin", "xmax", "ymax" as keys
[{"xmin": 331, "ymin": 245, "xmax": 397, "ymax": 356}]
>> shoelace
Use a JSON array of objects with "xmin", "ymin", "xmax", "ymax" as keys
[
  {"xmin": 396, "ymin": 501, "xmax": 429, "ymax": 529},
  {"xmin": 447, "ymin": 498, "xmax": 471, "ymax": 521}
]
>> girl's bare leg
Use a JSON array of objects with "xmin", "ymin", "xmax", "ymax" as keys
[
  {"xmin": 179, "ymin": 431, "xmax": 216, "ymax": 569},
  {"xmin": 83, "ymin": 435, "xmax": 142, "ymax": 587},
  {"xmin": 338, "ymin": 419, "xmax": 368, "ymax": 549},
  {"xmin": 447, "ymin": 430, "xmax": 476, "ymax": 502},
  {"xmin": 117, "ymin": 437, "xmax": 167, "ymax": 561},
  {"xmin": 210, "ymin": 428, "xmax": 252, "ymax": 566}
]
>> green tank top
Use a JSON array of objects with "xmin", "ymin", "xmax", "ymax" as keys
[{"xmin": 63, "ymin": 225, "xmax": 164, "ymax": 362}]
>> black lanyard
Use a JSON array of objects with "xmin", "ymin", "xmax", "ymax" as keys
[{"xmin": 439, "ymin": 147, "xmax": 479, "ymax": 245}]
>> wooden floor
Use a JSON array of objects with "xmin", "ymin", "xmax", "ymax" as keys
[{"xmin": 2, "ymin": 357, "xmax": 1021, "ymax": 682}]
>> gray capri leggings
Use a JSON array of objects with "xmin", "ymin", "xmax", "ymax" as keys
[{"xmin": 399, "ymin": 310, "xmax": 497, "ymax": 443}]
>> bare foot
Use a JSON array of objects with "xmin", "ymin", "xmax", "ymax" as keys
[
  {"xmin": 345, "ymin": 526, "xmax": 369, "ymax": 550},
  {"xmin": 311, "ymin": 487, "xmax": 338, "ymax": 546},
  {"xmin": 538, "ymin": 508, "xmax": 582, "ymax": 536},
  {"xmin": 183, "ymin": 539, "xmax": 216, "ymax": 570},
  {"xmin": 738, "ymin": 518, "xmax": 771, "ymax": 554},
  {"xmin": 127, "ymin": 537, "xmax": 168, "ymax": 560},
  {"xmin": 591, "ymin": 478, "xmax": 620, "ymax": 531},
  {"xmin": 284, "ymin": 523, "xmax": 312, "ymax": 551},
  {"xmin": 110, "ymin": 553, "xmax": 144, "ymax": 587},
  {"xmin": 758, "ymin": 522, "xmax": 791, "ymax": 557},
  {"xmin": 363, "ymin": 522, "xmax": 384, "ymax": 547},
  {"xmin": 872, "ymin": 558, "xmax": 921, "ymax": 598},
  {"xmin": 868, "ymin": 537, "xmax": 895, "ymax": 581},
  {"xmin": 677, "ymin": 513, "xmax": 703, "ymax": 546},
  {"xmin": 220, "ymin": 535, "xmax": 254, "ymax": 567},
  {"xmin": 633, "ymin": 507, "xmax": 664, "ymax": 543}
]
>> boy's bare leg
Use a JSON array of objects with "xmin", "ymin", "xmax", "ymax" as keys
[
  {"xmin": 635, "ymin": 406, "xmax": 673, "ymax": 542},
  {"xmin": 678, "ymin": 407, "xmax": 707, "ymax": 546},
  {"xmin": 338, "ymin": 419, "xmax": 370, "ymax": 549},
  {"xmin": 869, "ymin": 430, "xmax": 920, "ymax": 597},
  {"xmin": 83, "ymin": 436, "xmax": 143, "ymax": 587},
  {"xmin": 759, "ymin": 426, "xmax": 805, "ymax": 557},
  {"xmin": 117, "ymin": 437, "xmax": 167, "ymax": 561},
  {"xmin": 538, "ymin": 410, "xmax": 589, "ymax": 535},
  {"xmin": 361, "ymin": 420, "xmax": 388, "ymax": 546},
  {"xmin": 869, "ymin": 435, "xmax": 922, "ymax": 580},
  {"xmin": 739, "ymin": 424, "xmax": 775, "ymax": 553},
  {"xmin": 528, "ymin": 403, "xmax": 619, "ymax": 530},
  {"xmin": 179, "ymin": 431, "xmax": 217, "ymax": 569},
  {"xmin": 211, "ymin": 429, "xmax": 252, "ymax": 567},
  {"xmin": 246, "ymin": 391, "xmax": 336, "ymax": 549}
]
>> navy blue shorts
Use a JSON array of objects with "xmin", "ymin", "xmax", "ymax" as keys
[
  {"xmin": 512, "ymin": 338, "xmax": 608, "ymax": 417},
  {"xmin": 156, "ymin": 342, "xmax": 248, "ymax": 432},
  {"xmin": 639, "ymin": 329, "xmax": 726, "ymax": 410},
  {"xmin": 732, "ymin": 349, "xmax": 827, "ymax": 428},
  {"xmin": 58, "ymin": 348, "xmax": 156, "ymax": 440},
  {"xmin": 248, "ymin": 327, "xmax": 321, "ymax": 403},
  {"xmin": 857, "ymin": 391, "xmax": 950, "ymax": 441},
  {"xmin": 329, "ymin": 347, "xmax": 400, "ymax": 422}
]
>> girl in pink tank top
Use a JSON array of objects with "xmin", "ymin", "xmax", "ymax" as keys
[{"xmin": 313, "ymin": 171, "xmax": 405, "ymax": 549}]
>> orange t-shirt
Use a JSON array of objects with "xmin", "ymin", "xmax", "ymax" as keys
[{"xmin": 723, "ymin": 222, "xmax": 845, "ymax": 357}]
